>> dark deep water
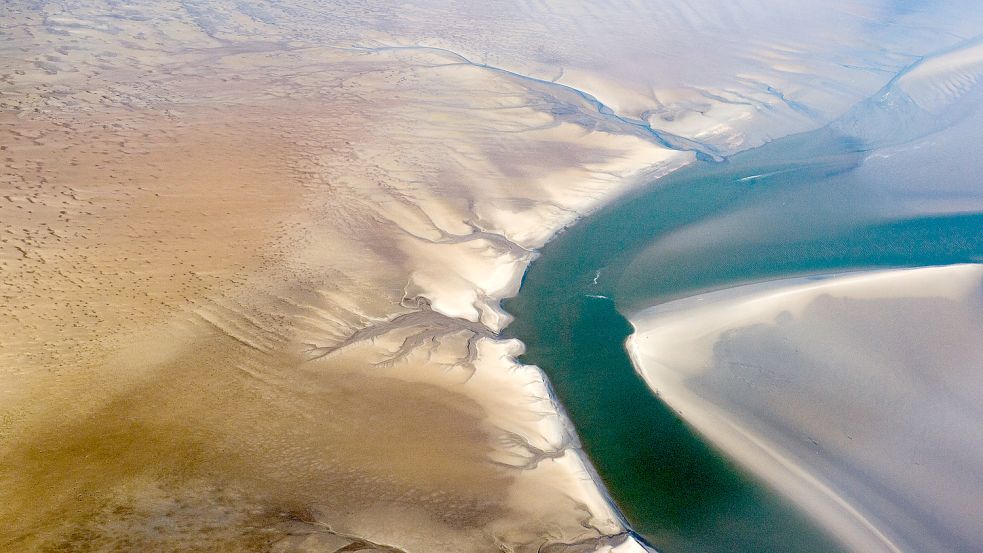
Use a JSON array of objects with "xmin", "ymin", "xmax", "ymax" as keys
[{"xmin": 503, "ymin": 127, "xmax": 983, "ymax": 553}]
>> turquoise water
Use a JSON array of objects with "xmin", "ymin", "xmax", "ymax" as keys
[{"xmin": 503, "ymin": 127, "xmax": 983, "ymax": 553}]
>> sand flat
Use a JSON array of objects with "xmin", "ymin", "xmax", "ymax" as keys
[
  {"xmin": 1, "ymin": 3, "xmax": 683, "ymax": 551},
  {"xmin": 629, "ymin": 264, "xmax": 983, "ymax": 553},
  {"xmin": 5, "ymin": 1, "xmax": 983, "ymax": 551}
]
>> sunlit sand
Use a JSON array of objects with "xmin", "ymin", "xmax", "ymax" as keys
[
  {"xmin": 4, "ymin": 1, "xmax": 983, "ymax": 551},
  {"xmin": 629, "ymin": 265, "xmax": 983, "ymax": 553}
]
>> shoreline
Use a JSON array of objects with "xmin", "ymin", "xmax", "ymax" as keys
[{"xmin": 6, "ymin": 2, "xmax": 983, "ymax": 551}]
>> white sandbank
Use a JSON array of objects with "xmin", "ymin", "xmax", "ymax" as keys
[{"xmin": 628, "ymin": 264, "xmax": 983, "ymax": 553}]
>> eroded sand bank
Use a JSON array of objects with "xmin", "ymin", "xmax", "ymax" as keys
[{"xmin": 629, "ymin": 265, "xmax": 983, "ymax": 553}]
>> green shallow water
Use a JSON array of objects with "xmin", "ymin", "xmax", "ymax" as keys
[{"xmin": 503, "ymin": 127, "xmax": 983, "ymax": 553}]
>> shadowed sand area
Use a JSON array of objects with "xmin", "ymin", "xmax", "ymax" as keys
[{"xmin": 3, "ymin": 328, "xmax": 507, "ymax": 551}]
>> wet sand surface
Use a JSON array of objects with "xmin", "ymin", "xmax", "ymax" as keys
[{"xmin": 2, "ymin": 4, "xmax": 682, "ymax": 550}]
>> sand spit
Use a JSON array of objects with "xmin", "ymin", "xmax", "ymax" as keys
[{"xmin": 628, "ymin": 264, "xmax": 983, "ymax": 553}]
